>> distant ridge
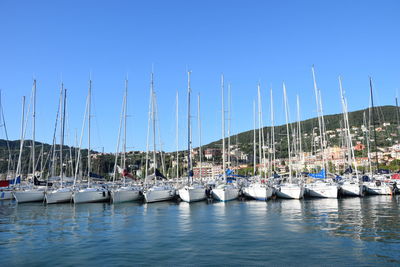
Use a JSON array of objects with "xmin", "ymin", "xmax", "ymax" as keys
[
  {"xmin": 0, "ymin": 105, "xmax": 398, "ymax": 178},
  {"xmin": 203, "ymin": 105, "xmax": 400, "ymax": 156}
]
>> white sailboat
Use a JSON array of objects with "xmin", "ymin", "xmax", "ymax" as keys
[
  {"xmin": 143, "ymin": 72, "xmax": 176, "ymax": 203},
  {"xmin": 305, "ymin": 180, "xmax": 339, "ymax": 198},
  {"xmin": 337, "ymin": 76, "xmax": 364, "ymax": 197},
  {"xmin": 212, "ymin": 75, "xmax": 239, "ymax": 202},
  {"xmin": 111, "ymin": 79, "xmax": 141, "ymax": 203},
  {"xmin": 363, "ymin": 79, "xmax": 392, "ymax": 195},
  {"xmin": 13, "ymin": 80, "xmax": 46, "ymax": 203},
  {"xmin": 243, "ymin": 182, "xmax": 273, "ymax": 201},
  {"xmin": 179, "ymin": 71, "xmax": 206, "ymax": 203},
  {"xmin": 275, "ymin": 83, "xmax": 304, "ymax": 199},
  {"xmin": 73, "ymin": 79, "xmax": 110, "ymax": 204},
  {"xmin": 46, "ymin": 85, "xmax": 73, "ymax": 204},
  {"xmin": 305, "ymin": 67, "xmax": 339, "ymax": 198},
  {"xmin": 243, "ymin": 84, "xmax": 273, "ymax": 201},
  {"xmin": 364, "ymin": 180, "xmax": 392, "ymax": 195}
]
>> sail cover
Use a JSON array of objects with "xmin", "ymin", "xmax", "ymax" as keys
[{"xmin": 309, "ymin": 169, "xmax": 326, "ymax": 179}]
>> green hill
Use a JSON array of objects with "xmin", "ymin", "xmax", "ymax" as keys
[
  {"xmin": 204, "ymin": 105, "xmax": 400, "ymax": 158},
  {"xmin": 0, "ymin": 105, "xmax": 398, "ymax": 179}
]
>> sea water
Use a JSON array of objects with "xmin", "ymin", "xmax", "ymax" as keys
[{"xmin": 1, "ymin": 196, "xmax": 399, "ymax": 266}]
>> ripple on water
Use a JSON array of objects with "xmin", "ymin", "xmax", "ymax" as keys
[{"xmin": 0, "ymin": 196, "xmax": 400, "ymax": 266}]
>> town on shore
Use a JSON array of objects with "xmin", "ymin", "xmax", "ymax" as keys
[{"xmin": 1, "ymin": 69, "xmax": 400, "ymax": 204}]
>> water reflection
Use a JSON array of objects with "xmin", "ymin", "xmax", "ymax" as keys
[{"xmin": 0, "ymin": 196, "xmax": 400, "ymax": 265}]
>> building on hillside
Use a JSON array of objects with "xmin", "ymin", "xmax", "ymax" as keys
[
  {"xmin": 193, "ymin": 164, "xmax": 222, "ymax": 178},
  {"xmin": 204, "ymin": 148, "xmax": 221, "ymax": 160},
  {"xmin": 354, "ymin": 143, "xmax": 365, "ymax": 151}
]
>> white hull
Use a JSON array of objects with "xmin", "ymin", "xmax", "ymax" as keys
[
  {"xmin": 45, "ymin": 188, "xmax": 73, "ymax": 204},
  {"xmin": 364, "ymin": 182, "xmax": 392, "ymax": 195},
  {"xmin": 0, "ymin": 190, "xmax": 13, "ymax": 200},
  {"xmin": 243, "ymin": 184, "xmax": 273, "ymax": 201},
  {"xmin": 276, "ymin": 184, "xmax": 304, "ymax": 199},
  {"xmin": 178, "ymin": 186, "xmax": 206, "ymax": 202},
  {"xmin": 306, "ymin": 184, "xmax": 338, "ymax": 198},
  {"xmin": 144, "ymin": 187, "xmax": 175, "ymax": 203},
  {"xmin": 13, "ymin": 190, "xmax": 45, "ymax": 203},
  {"xmin": 212, "ymin": 185, "xmax": 239, "ymax": 201},
  {"xmin": 73, "ymin": 188, "xmax": 110, "ymax": 204},
  {"xmin": 111, "ymin": 187, "xmax": 142, "ymax": 203},
  {"xmin": 340, "ymin": 183, "xmax": 364, "ymax": 197}
]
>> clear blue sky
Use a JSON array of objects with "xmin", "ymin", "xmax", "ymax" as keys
[{"xmin": 0, "ymin": 0, "xmax": 399, "ymax": 152}]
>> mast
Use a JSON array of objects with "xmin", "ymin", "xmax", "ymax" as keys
[
  {"xmin": 339, "ymin": 76, "xmax": 359, "ymax": 178},
  {"xmin": 270, "ymin": 87, "xmax": 276, "ymax": 175},
  {"xmin": 112, "ymin": 85, "xmax": 125, "ymax": 185},
  {"xmin": 283, "ymin": 83, "xmax": 292, "ymax": 182},
  {"xmin": 60, "ymin": 87, "xmax": 67, "ymax": 187},
  {"xmin": 221, "ymin": 74, "xmax": 226, "ymax": 182},
  {"xmin": 151, "ymin": 73, "xmax": 157, "ymax": 176},
  {"xmin": 228, "ymin": 83, "xmax": 231, "ymax": 168},
  {"xmin": 40, "ymin": 143, "xmax": 44, "ymax": 177},
  {"xmin": 51, "ymin": 84, "xmax": 63, "ymax": 177},
  {"xmin": 296, "ymin": 95, "xmax": 303, "ymax": 165},
  {"xmin": 257, "ymin": 83, "xmax": 262, "ymax": 176},
  {"xmin": 253, "ymin": 100, "xmax": 256, "ymax": 176},
  {"xmin": 369, "ymin": 77, "xmax": 379, "ymax": 171},
  {"xmin": 363, "ymin": 111, "xmax": 372, "ymax": 175},
  {"xmin": 187, "ymin": 71, "xmax": 192, "ymax": 184},
  {"xmin": 32, "ymin": 79, "xmax": 36, "ymax": 180},
  {"xmin": 198, "ymin": 93, "xmax": 202, "ymax": 181},
  {"xmin": 73, "ymin": 87, "xmax": 89, "ymax": 188},
  {"xmin": 261, "ymin": 103, "xmax": 267, "ymax": 180},
  {"xmin": 176, "ymin": 90, "xmax": 179, "ymax": 179},
  {"xmin": 311, "ymin": 66, "xmax": 326, "ymax": 173},
  {"xmin": 123, "ymin": 79, "xmax": 128, "ymax": 185},
  {"xmin": 15, "ymin": 96, "xmax": 25, "ymax": 185},
  {"xmin": 154, "ymin": 95, "xmax": 166, "ymax": 175},
  {"xmin": 87, "ymin": 79, "xmax": 92, "ymax": 187},
  {"xmin": 144, "ymin": 75, "xmax": 152, "ymax": 180}
]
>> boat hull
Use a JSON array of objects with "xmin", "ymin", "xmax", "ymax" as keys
[
  {"xmin": 0, "ymin": 190, "xmax": 13, "ymax": 200},
  {"xmin": 178, "ymin": 187, "xmax": 206, "ymax": 202},
  {"xmin": 45, "ymin": 189, "xmax": 73, "ymax": 204},
  {"xmin": 306, "ymin": 184, "xmax": 338, "ymax": 198},
  {"xmin": 13, "ymin": 190, "xmax": 45, "ymax": 203},
  {"xmin": 111, "ymin": 188, "xmax": 142, "ymax": 203},
  {"xmin": 276, "ymin": 184, "xmax": 304, "ymax": 199},
  {"xmin": 243, "ymin": 185, "xmax": 273, "ymax": 201},
  {"xmin": 144, "ymin": 189, "xmax": 175, "ymax": 203},
  {"xmin": 340, "ymin": 183, "xmax": 364, "ymax": 197},
  {"xmin": 73, "ymin": 189, "xmax": 110, "ymax": 204},
  {"xmin": 364, "ymin": 182, "xmax": 392, "ymax": 195},
  {"xmin": 212, "ymin": 187, "xmax": 239, "ymax": 202}
]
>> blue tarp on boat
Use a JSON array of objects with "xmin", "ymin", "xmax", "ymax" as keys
[
  {"xmin": 309, "ymin": 169, "xmax": 326, "ymax": 179},
  {"xmin": 10, "ymin": 176, "xmax": 20, "ymax": 184}
]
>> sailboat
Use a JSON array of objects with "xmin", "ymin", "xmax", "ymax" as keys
[
  {"xmin": 275, "ymin": 83, "xmax": 304, "ymax": 199},
  {"xmin": 143, "ymin": 72, "xmax": 176, "ymax": 203},
  {"xmin": 243, "ymin": 84, "xmax": 273, "ymax": 201},
  {"xmin": 46, "ymin": 85, "xmax": 74, "ymax": 204},
  {"xmin": 304, "ymin": 67, "xmax": 339, "ymax": 198},
  {"xmin": 111, "ymin": 80, "xmax": 142, "ymax": 203},
  {"xmin": 13, "ymin": 80, "xmax": 46, "ymax": 203},
  {"xmin": 178, "ymin": 71, "xmax": 206, "ymax": 203},
  {"xmin": 212, "ymin": 75, "xmax": 239, "ymax": 201},
  {"xmin": 362, "ymin": 78, "xmax": 392, "ymax": 195},
  {"xmin": 73, "ymin": 79, "xmax": 110, "ymax": 204},
  {"xmin": 337, "ymin": 76, "xmax": 364, "ymax": 197}
]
